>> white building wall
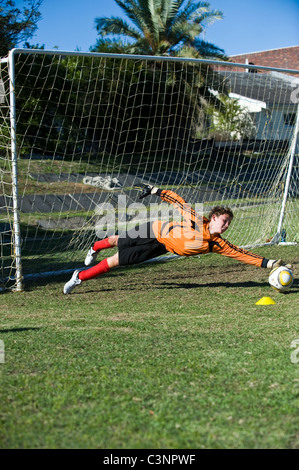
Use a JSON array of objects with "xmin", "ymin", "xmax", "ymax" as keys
[{"xmin": 254, "ymin": 107, "xmax": 296, "ymax": 141}]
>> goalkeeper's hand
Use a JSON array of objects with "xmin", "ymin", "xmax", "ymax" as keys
[
  {"xmin": 267, "ymin": 259, "xmax": 293, "ymax": 270},
  {"xmin": 138, "ymin": 184, "xmax": 159, "ymax": 199}
]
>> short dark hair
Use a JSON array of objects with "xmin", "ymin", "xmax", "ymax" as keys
[{"xmin": 208, "ymin": 206, "xmax": 234, "ymax": 221}]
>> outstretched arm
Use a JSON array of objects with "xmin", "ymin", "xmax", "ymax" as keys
[
  {"xmin": 139, "ymin": 185, "xmax": 206, "ymax": 224},
  {"xmin": 210, "ymin": 237, "xmax": 292, "ymax": 269}
]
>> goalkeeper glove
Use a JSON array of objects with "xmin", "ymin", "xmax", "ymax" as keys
[
  {"xmin": 267, "ymin": 259, "xmax": 293, "ymax": 270},
  {"xmin": 138, "ymin": 184, "xmax": 159, "ymax": 199}
]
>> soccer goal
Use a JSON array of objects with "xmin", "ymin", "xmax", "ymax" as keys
[{"xmin": 1, "ymin": 49, "xmax": 298, "ymax": 291}]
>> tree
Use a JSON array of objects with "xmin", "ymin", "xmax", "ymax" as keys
[
  {"xmin": 207, "ymin": 95, "xmax": 256, "ymax": 141},
  {"xmin": 0, "ymin": 0, "xmax": 42, "ymax": 57},
  {"xmin": 90, "ymin": 37, "xmax": 131, "ymax": 54},
  {"xmin": 94, "ymin": 0, "xmax": 226, "ymax": 59}
]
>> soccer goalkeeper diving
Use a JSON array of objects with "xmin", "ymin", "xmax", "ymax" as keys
[{"xmin": 63, "ymin": 186, "xmax": 292, "ymax": 294}]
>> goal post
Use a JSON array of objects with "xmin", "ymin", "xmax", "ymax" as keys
[
  {"xmin": 0, "ymin": 49, "xmax": 298, "ymax": 291},
  {"xmin": 274, "ymin": 101, "xmax": 299, "ymax": 243},
  {"xmin": 8, "ymin": 49, "xmax": 23, "ymax": 292}
]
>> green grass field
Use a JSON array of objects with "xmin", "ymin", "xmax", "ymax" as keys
[{"xmin": 1, "ymin": 245, "xmax": 299, "ymax": 449}]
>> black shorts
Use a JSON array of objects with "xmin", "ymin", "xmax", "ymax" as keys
[{"xmin": 118, "ymin": 222, "xmax": 167, "ymax": 266}]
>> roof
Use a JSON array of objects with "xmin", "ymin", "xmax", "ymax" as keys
[
  {"xmin": 230, "ymin": 45, "xmax": 299, "ymax": 57},
  {"xmin": 219, "ymin": 71, "xmax": 299, "ymax": 106}
]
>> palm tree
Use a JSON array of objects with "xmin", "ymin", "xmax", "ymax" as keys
[
  {"xmin": 92, "ymin": 0, "xmax": 230, "ymax": 157},
  {"xmin": 94, "ymin": 0, "xmax": 226, "ymax": 59}
]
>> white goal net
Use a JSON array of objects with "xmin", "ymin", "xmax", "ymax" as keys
[{"xmin": 1, "ymin": 50, "xmax": 298, "ymax": 291}]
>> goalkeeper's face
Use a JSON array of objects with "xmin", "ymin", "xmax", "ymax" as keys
[{"xmin": 209, "ymin": 214, "xmax": 232, "ymax": 235}]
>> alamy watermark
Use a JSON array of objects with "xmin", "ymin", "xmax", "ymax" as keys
[
  {"xmin": 93, "ymin": 195, "xmax": 204, "ymax": 240},
  {"xmin": 0, "ymin": 340, "xmax": 4, "ymax": 363},
  {"xmin": 290, "ymin": 339, "xmax": 299, "ymax": 364},
  {"xmin": 291, "ymin": 87, "xmax": 299, "ymax": 104}
]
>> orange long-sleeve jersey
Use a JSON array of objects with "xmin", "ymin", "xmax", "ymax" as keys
[{"xmin": 152, "ymin": 189, "xmax": 268, "ymax": 268}]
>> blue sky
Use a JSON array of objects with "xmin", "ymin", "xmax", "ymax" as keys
[{"xmin": 15, "ymin": 0, "xmax": 299, "ymax": 56}]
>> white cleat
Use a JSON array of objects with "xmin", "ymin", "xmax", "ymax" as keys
[
  {"xmin": 63, "ymin": 270, "xmax": 82, "ymax": 294},
  {"xmin": 84, "ymin": 247, "xmax": 98, "ymax": 266}
]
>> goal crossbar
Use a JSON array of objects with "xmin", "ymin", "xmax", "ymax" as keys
[{"xmin": 8, "ymin": 48, "xmax": 299, "ymax": 75}]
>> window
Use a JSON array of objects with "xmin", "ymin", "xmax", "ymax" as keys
[{"xmin": 284, "ymin": 113, "xmax": 296, "ymax": 126}]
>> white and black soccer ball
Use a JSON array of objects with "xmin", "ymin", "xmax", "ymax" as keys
[{"xmin": 269, "ymin": 266, "xmax": 294, "ymax": 292}]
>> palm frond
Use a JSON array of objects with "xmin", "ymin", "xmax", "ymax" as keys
[
  {"xmin": 94, "ymin": 0, "xmax": 226, "ymax": 58},
  {"xmin": 95, "ymin": 16, "xmax": 141, "ymax": 40},
  {"xmin": 192, "ymin": 38, "xmax": 228, "ymax": 59}
]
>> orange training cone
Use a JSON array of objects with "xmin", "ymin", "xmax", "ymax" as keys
[{"xmin": 256, "ymin": 296, "xmax": 276, "ymax": 305}]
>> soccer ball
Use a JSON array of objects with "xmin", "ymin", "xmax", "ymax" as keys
[{"xmin": 268, "ymin": 266, "xmax": 294, "ymax": 292}]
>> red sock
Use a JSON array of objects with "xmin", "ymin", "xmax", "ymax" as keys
[
  {"xmin": 93, "ymin": 238, "xmax": 112, "ymax": 252},
  {"xmin": 79, "ymin": 258, "xmax": 110, "ymax": 281}
]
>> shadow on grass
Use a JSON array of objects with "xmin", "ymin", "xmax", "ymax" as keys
[
  {"xmin": 15, "ymin": 258, "xmax": 299, "ymax": 294},
  {"xmin": 76, "ymin": 280, "xmax": 284, "ymax": 294},
  {"xmin": 0, "ymin": 327, "xmax": 41, "ymax": 333},
  {"xmin": 155, "ymin": 280, "xmax": 271, "ymax": 289}
]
